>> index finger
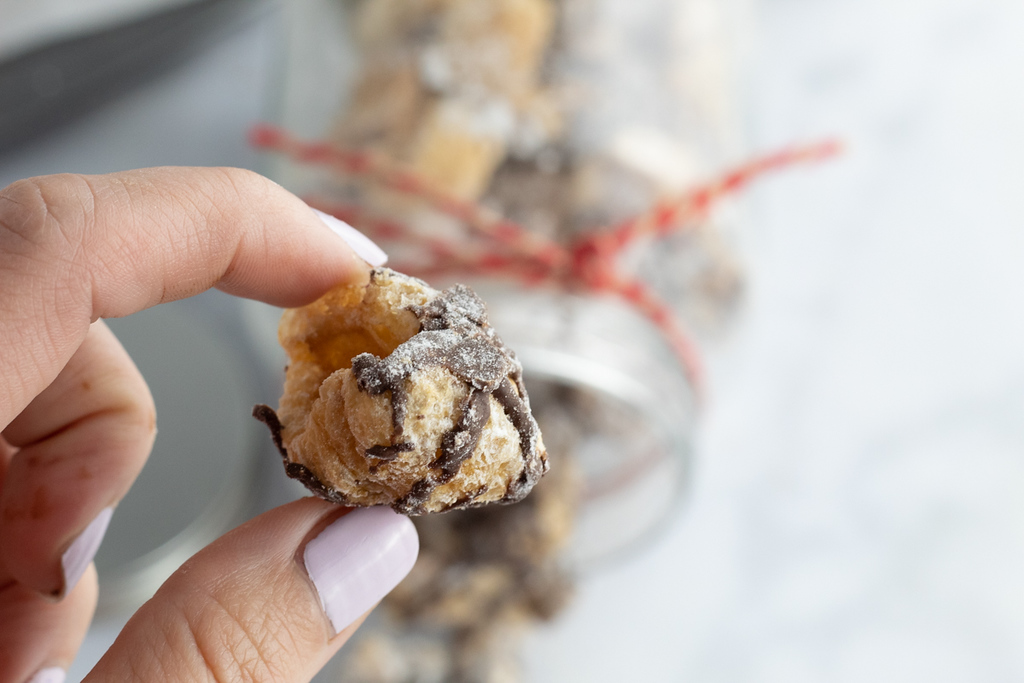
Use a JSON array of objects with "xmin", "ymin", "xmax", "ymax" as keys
[{"xmin": 0, "ymin": 166, "xmax": 373, "ymax": 426}]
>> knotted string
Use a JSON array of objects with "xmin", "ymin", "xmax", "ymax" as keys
[{"xmin": 251, "ymin": 124, "xmax": 839, "ymax": 405}]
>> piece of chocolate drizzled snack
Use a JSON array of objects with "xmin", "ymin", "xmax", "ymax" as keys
[{"xmin": 254, "ymin": 268, "xmax": 548, "ymax": 514}]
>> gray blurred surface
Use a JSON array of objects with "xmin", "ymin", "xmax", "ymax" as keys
[
  {"xmin": 97, "ymin": 293, "xmax": 269, "ymax": 615},
  {"xmin": 0, "ymin": 0, "xmax": 255, "ymax": 154},
  {"xmin": 97, "ymin": 303, "xmax": 246, "ymax": 571},
  {"xmin": 0, "ymin": 0, "xmax": 279, "ymax": 186}
]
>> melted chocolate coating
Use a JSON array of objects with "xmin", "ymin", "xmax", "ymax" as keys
[
  {"xmin": 493, "ymin": 378, "xmax": 545, "ymax": 502},
  {"xmin": 431, "ymin": 389, "xmax": 492, "ymax": 482},
  {"xmin": 366, "ymin": 442, "xmax": 414, "ymax": 461}
]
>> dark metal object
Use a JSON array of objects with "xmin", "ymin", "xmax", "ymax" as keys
[{"xmin": 0, "ymin": 0, "xmax": 258, "ymax": 155}]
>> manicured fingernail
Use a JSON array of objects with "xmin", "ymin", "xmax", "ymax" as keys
[
  {"xmin": 26, "ymin": 667, "xmax": 65, "ymax": 683},
  {"xmin": 304, "ymin": 507, "xmax": 418, "ymax": 633},
  {"xmin": 312, "ymin": 208, "xmax": 388, "ymax": 266},
  {"xmin": 60, "ymin": 506, "xmax": 113, "ymax": 597}
]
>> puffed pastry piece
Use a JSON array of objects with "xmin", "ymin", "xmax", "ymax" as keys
[{"xmin": 255, "ymin": 268, "xmax": 548, "ymax": 515}]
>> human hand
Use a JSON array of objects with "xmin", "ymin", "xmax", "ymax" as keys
[{"xmin": 0, "ymin": 168, "xmax": 418, "ymax": 682}]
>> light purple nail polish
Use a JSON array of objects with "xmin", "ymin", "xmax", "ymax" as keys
[
  {"xmin": 26, "ymin": 667, "xmax": 65, "ymax": 683},
  {"xmin": 304, "ymin": 507, "xmax": 418, "ymax": 633},
  {"xmin": 312, "ymin": 208, "xmax": 388, "ymax": 266},
  {"xmin": 60, "ymin": 507, "xmax": 113, "ymax": 596}
]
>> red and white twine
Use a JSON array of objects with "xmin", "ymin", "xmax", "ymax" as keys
[{"xmin": 250, "ymin": 124, "xmax": 839, "ymax": 405}]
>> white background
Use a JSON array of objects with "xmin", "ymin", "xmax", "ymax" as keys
[{"xmin": 523, "ymin": 0, "xmax": 1024, "ymax": 680}]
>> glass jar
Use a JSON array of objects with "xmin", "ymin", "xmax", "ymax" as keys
[
  {"xmin": 260, "ymin": 0, "xmax": 747, "ymax": 679},
  {"xmin": 477, "ymin": 284, "xmax": 694, "ymax": 568},
  {"xmin": 262, "ymin": 0, "xmax": 746, "ymax": 560}
]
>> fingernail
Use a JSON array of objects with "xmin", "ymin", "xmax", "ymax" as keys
[
  {"xmin": 60, "ymin": 506, "xmax": 113, "ymax": 597},
  {"xmin": 26, "ymin": 667, "xmax": 65, "ymax": 683},
  {"xmin": 304, "ymin": 507, "xmax": 418, "ymax": 633},
  {"xmin": 312, "ymin": 208, "xmax": 388, "ymax": 266}
]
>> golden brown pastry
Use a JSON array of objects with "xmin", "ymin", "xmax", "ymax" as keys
[{"xmin": 255, "ymin": 268, "xmax": 548, "ymax": 514}]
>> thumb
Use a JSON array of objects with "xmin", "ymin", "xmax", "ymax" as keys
[{"xmin": 84, "ymin": 499, "xmax": 418, "ymax": 682}]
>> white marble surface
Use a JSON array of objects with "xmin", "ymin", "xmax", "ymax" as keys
[
  {"xmin": 2, "ymin": 0, "xmax": 1024, "ymax": 680},
  {"xmin": 522, "ymin": 0, "xmax": 1024, "ymax": 680}
]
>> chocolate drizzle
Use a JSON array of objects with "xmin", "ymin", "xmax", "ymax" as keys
[
  {"xmin": 255, "ymin": 271, "xmax": 547, "ymax": 515},
  {"xmin": 431, "ymin": 389, "xmax": 492, "ymax": 482},
  {"xmin": 252, "ymin": 404, "xmax": 354, "ymax": 506},
  {"xmin": 365, "ymin": 441, "xmax": 414, "ymax": 462},
  {"xmin": 350, "ymin": 280, "xmax": 545, "ymax": 513},
  {"xmin": 351, "ymin": 329, "xmax": 509, "ymax": 452},
  {"xmin": 492, "ymin": 378, "xmax": 545, "ymax": 502}
]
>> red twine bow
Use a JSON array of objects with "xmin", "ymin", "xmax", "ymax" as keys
[{"xmin": 250, "ymin": 124, "xmax": 839, "ymax": 405}]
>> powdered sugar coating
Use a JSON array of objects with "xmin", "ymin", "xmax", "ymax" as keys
[{"xmin": 255, "ymin": 268, "xmax": 547, "ymax": 514}]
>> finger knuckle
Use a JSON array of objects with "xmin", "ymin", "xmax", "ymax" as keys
[
  {"xmin": 0, "ymin": 175, "xmax": 91, "ymax": 257},
  {"xmin": 119, "ymin": 394, "xmax": 157, "ymax": 445},
  {"xmin": 93, "ymin": 367, "xmax": 158, "ymax": 444},
  {"xmin": 186, "ymin": 167, "xmax": 260, "ymax": 209},
  {"xmin": 0, "ymin": 179, "xmax": 52, "ymax": 262},
  {"xmin": 209, "ymin": 167, "xmax": 268, "ymax": 197}
]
